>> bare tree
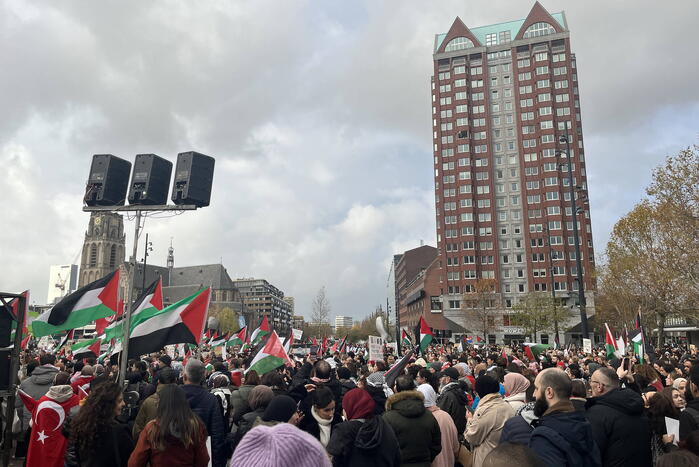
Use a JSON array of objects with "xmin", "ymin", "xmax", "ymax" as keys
[
  {"xmin": 463, "ymin": 279, "xmax": 500, "ymax": 342},
  {"xmin": 311, "ymin": 286, "xmax": 332, "ymax": 336}
]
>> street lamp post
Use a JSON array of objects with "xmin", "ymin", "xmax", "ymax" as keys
[{"xmin": 558, "ymin": 131, "xmax": 588, "ymax": 339}]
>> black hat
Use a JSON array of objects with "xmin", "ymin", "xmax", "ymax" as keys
[
  {"xmin": 441, "ymin": 367, "xmax": 460, "ymax": 381},
  {"xmin": 262, "ymin": 395, "xmax": 297, "ymax": 423},
  {"xmin": 475, "ymin": 374, "xmax": 500, "ymax": 398},
  {"xmin": 158, "ymin": 355, "xmax": 172, "ymax": 366}
]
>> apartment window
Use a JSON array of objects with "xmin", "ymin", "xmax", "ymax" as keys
[
  {"xmin": 536, "ymin": 66, "xmax": 549, "ymax": 75},
  {"xmin": 537, "ymin": 79, "xmax": 550, "ymax": 88},
  {"xmin": 541, "ymin": 134, "xmax": 555, "ymax": 143},
  {"xmin": 523, "ymin": 22, "xmax": 556, "ymax": 39},
  {"xmin": 535, "ymin": 52, "xmax": 548, "ymax": 61},
  {"xmin": 438, "ymin": 72, "xmax": 451, "ymax": 80},
  {"xmin": 518, "ymin": 72, "xmax": 532, "ymax": 80},
  {"xmin": 517, "ymin": 58, "xmax": 531, "ymax": 67},
  {"xmin": 454, "ymin": 65, "xmax": 466, "ymax": 74},
  {"xmin": 454, "ymin": 79, "xmax": 467, "ymax": 87},
  {"xmin": 444, "ymin": 37, "xmax": 475, "ymax": 51}
]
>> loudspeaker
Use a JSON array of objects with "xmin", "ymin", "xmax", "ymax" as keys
[
  {"xmin": 128, "ymin": 154, "xmax": 173, "ymax": 205},
  {"xmin": 0, "ymin": 349, "xmax": 11, "ymax": 390},
  {"xmin": 171, "ymin": 151, "xmax": 215, "ymax": 207},
  {"xmin": 84, "ymin": 154, "xmax": 132, "ymax": 206}
]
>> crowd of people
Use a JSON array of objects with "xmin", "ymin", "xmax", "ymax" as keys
[{"xmin": 7, "ymin": 340, "xmax": 699, "ymax": 466}]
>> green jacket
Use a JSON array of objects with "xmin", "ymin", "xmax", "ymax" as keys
[{"xmin": 133, "ymin": 383, "xmax": 170, "ymax": 440}]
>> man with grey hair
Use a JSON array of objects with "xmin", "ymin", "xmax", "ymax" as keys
[
  {"xmin": 586, "ymin": 367, "xmax": 651, "ymax": 467},
  {"xmin": 527, "ymin": 368, "xmax": 600, "ymax": 466},
  {"xmin": 182, "ymin": 358, "xmax": 229, "ymax": 467}
]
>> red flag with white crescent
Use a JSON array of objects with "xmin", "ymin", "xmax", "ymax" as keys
[{"xmin": 24, "ymin": 391, "xmax": 80, "ymax": 467}]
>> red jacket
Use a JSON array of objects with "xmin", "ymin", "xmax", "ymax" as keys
[{"xmin": 128, "ymin": 419, "xmax": 209, "ymax": 467}]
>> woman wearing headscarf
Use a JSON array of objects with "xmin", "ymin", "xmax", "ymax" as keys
[
  {"xmin": 326, "ymin": 388, "xmax": 401, "ymax": 467},
  {"xmin": 503, "ymin": 373, "xmax": 530, "ymax": 413},
  {"xmin": 417, "ymin": 384, "xmax": 459, "ymax": 467}
]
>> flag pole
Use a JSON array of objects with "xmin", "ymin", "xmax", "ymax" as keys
[{"xmin": 119, "ymin": 210, "xmax": 141, "ymax": 386}]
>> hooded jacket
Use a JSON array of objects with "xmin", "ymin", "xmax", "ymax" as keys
[
  {"xmin": 326, "ymin": 417, "xmax": 401, "ymax": 467},
  {"xmin": 436, "ymin": 380, "xmax": 469, "ymax": 435},
  {"xmin": 182, "ymin": 384, "xmax": 229, "ymax": 467},
  {"xmin": 464, "ymin": 392, "xmax": 514, "ymax": 467},
  {"xmin": 16, "ymin": 365, "xmax": 59, "ymax": 430},
  {"xmin": 585, "ymin": 388, "xmax": 652, "ymax": 467},
  {"xmin": 382, "ymin": 390, "xmax": 441, "ymax": 467},
  {"xmin": 528, "ymin": 400, "xmax": 601, "ymax": 467}
]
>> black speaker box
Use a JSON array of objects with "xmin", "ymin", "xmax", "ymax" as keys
[
  {"xmin": 171, "ymin": 151, "xmax": 215, "ymax": 207},
  {"xmin": 128, "ymin": 154, "xmax": 173, "ymax": 205},
  {"xmin": 0, "ymin": 304, "xmax": 12, "ymax": 348},
  {"xmin": 84, "ymin": 154, "xmax": 132, "ymax": 206}
]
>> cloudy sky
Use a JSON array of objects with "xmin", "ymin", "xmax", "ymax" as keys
[{"xmin": 1, "ymin": 0, "xmax": 697, "ymax": 322}]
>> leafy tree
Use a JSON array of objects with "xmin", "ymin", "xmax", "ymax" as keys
[
  {"xmin": 512, "ymin": 292, "xmax": 569, "ymax": 341},
  {"xmin": 208, "ymin": 305, "xmax": 240, "ymax": 334},
  {"xmin": 600, "ymin": 146, "xmax": 699, "ymax": 345},
  {"xmin": 463, "ymin": 279, "xmax": 500, "ymax": 341}
]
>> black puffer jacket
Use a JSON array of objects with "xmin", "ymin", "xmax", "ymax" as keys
[
  {"xmin": 327, "ymin": 417, "xmax": 401, "ymax": 467},
  {"xmin": 585, "ymin": 389, "xmax": 652, "ymax": 467},
  {"xmin": 529, "ymin": 401, "xmax": 601, "ymax": 467},
  {"xmin": 383, "ymin": 391, "xmax": 441, "ymax": 467},
  {"xmin": 436, "ymin": 381, "xmax": 469, "ymax": 435}
]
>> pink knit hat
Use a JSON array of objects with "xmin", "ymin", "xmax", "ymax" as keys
[{"xmin": 231, "ymin": 423, "xmax": 331, "ymax": 467}]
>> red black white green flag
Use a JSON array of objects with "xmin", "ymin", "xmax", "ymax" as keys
[
  {"xmin": 250, "ymin": 315, "xmax": 270, "ymax": 345},
  {"xmin": 246, "ymin": 331, "xmax": 292, "ymax": 375},
  {"xmin": 127, "ymin": 288, "xmax": 210, "ymax": 358},
  {"xmin": 32, "ymin": 270, "xmax": 119, "ymax": 337},
  {"xmin": 418, "ymin": 317, "xmax": 433, "ymax": 354},
  {"xmin": 227, "ymin": 326, "xmax": 247, "ymax": 347}
]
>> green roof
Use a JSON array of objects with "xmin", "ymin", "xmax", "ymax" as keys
[{"xmin": 435, "ymin": 11, "xmax": 567, "ymax": 52}]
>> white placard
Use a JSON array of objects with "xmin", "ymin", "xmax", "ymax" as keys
[
  {"xmin": 292, "ymin": 328, "xmax": 303, "ymax": 341},
  {"xmin": 666, "ymin": 417, "xmax": 680, "ymax": 445},
  {"xmin": 368, "ymin": 336, "xmax": 383, "ymax": 362},
  {"xmin": 582, "ymin": 338, "xmax": 592, "ymax": 354}
]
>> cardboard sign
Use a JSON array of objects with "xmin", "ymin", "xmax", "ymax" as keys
[
  {"xmin": 368, "ymin": 335, "xmax": 383, "ymax": 362},
  {"xmin": 582, "ymin": 338, "xmax": 592, "ymax": 354}
]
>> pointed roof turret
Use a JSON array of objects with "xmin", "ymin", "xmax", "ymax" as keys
[
  {"xmin": 515, "ymin": 1, "xmax": 566, "ymax": 40},
  {"xmin": 435, "ymin": 16, "xmax": 483, "ymax": 54}
]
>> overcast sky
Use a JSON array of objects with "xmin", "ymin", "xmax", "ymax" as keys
[{"xmin": 1, "ymin": 0, "xmax": 697, "ymax": 322}]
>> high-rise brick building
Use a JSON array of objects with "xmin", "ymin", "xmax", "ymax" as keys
[{"xmin": 431, "ymin": 2, "xmax": 595, "ymax": 344}]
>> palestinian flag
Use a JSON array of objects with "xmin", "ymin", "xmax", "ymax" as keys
[
  {"xmin": 32, "ymin": 270, "xmax": 119, "ymax": 337},
  {"xmin": 8, "ymin": 290, "xmax": 30, "ymax": 347},
  {"xmin": 401, "ymin": 330, "xmax": 412, "ymax": 347},
  {"xmin": 604, "ymin": 323, "xmax": 618, "ymax": 360},
  {"xmin": 129, "ymin": 277, "xmax": 164, "ymax": 330},
  {"xmin": 127, "ymin": 288, "xmax": 210, "ymax": 358},
  {"xmin": 246, "ymin": 331, "xmax": 292, "ymax": 375},
  {"xmin": 250, "ymin": 315, "xmax": 270, "ymax": 345},
  {"xmin": 629, "ymin": 328, "xmax": 645, "ymax": 364},
  {"xmin": 56, "ymin": 330, "xmax": 74, "ymax": 351},
  {"xmin": 476, "ymin": 336, "xmax": 483, "ymax": 343},
  {"xmin": 321, "ymin": 336, "xmax": 328, "ymax": 355},
  {"xmin": 312, "ymin": 337, "xmax": 318, "ymax": 347},
  {"xmin": 72, "ymin": 337, "xmax": 102, "ymax": 359},
  {"xmin": 385, "ymin": 346, "xmax": 415, "ymax": 388},
  {"xmin": 524, "ymin": 343, "xmax": 549, "ymax": 361},
  {"xmin": 209, "ymin": 332, "xmax": 228, "ymax": 347},
  {"xmin": 103, "ymin": 318, "xmax": 123, "ymax": 342},
  {"xmin": 227, "ymin": 326, "xmax": 247, "ymax": 347},
  {"xmin": 418, "ymin": 317, "xmax": 433, "ymax": 354}
]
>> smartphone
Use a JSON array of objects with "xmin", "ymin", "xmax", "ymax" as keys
[
  {"xmin": 622, "ymin": 358, "xmax": 629, "ymax": 371},
  {"xmin": 310, "ymin": 345, "xmax": 319, "ymax": 361}
]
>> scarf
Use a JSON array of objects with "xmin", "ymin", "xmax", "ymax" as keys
[{"xmin": 311, "ymin": 406, "xmax": 332, "ymax": 447}]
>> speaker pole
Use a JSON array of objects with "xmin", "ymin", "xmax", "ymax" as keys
[
  {"xmin": 119, "ymin": 210, "xmax": 142, "ymax": 386},
  {"xmin": 1, "ymin": 291, "xmax": 26, "ymax": 467}
]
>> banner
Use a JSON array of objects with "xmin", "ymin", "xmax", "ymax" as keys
[{"xmin": 368, "ymin": 335, "xmax": 383, "ymax": 362}]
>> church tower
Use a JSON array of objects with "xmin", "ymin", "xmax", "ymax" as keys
[{"xmin": 78, "ymin": 212, "xmax": 126, "ymax": 287}]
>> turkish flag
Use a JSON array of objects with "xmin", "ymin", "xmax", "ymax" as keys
[{"xmin": 19, "ymin": 390, "xmax": 80, "ymax": 467}]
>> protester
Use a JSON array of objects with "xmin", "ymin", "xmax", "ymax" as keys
[
  {"xmin": 19, "ymin": 371, "xmax": 80, "ymax": 467},
  {"xmin": 235, "ymin": 385, "xmax": 274, "ymax": 443},
  {"xmin": 383, "ymin": 374, "xmax": 441, "ymax": 467},
  {"xmin": 465, "ymin": 374, "xmax": 514, "ymax": 466},
  {"xmin": 417, "ymin": 383, "xmax": 459, "ymax": 467},
  {"xmin": 230, "ymin": 423, "xmax": 332, "ymax": 467},
  {"xmin": 132, "ymin": 368, "xmax": 177, "ymax": 440},
  {"xmin": 16, "ymin": 353, "xmax": 59, "ymax": 455},
  {"xmin": 181, "ymin": 359, "xmax": 229, "ymax": 467},
  {"xmin": 297, "ymin": 385, "xmax": 339, "ymax": 447},
  {"xmin": 435, "ymin": 366, "xmax": 468, "ymax": 437},
  {"xmin": 646, "ymin": 387, "xmax": 681, "ymax": 463},
  {"xmin": 326, "ymin": 387, "xmax": 401, "ymax": 467},
  {"xmin": 64, "ymin": 381, "xmax": 134, "ymax": 467},
  {"xmin": 527, "ymin": 368, "xmax": 601, "ymax": 466},
  {"xmin": 503, "ymin": 372, "xmax": 530, "ymax": 413},
  {"xmin": 261, "ymin": 394, "xmax": 303, "ymax": 425},
  {"xmin": 231, "ymin": 370, "xmax": 259, "ymax": 423},
  {"xmin": 680, "ymin": 366, "xmax": 699, "ymax": 440},
  {"xmin": 586, "ymin": 367, "xmax": 652, "ymax": 467},
  {"xmin": 665, "ymin": 386, "xmax": 687, "ymax": 410},
  {"xmin": 128, "ymin": 385, "xmax": 209, "ymax": 467}
]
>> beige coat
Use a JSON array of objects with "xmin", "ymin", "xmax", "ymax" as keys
[{"xmin": 464, "ymin": 393, "xmax": 514, "ymax": 467}]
